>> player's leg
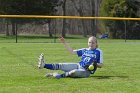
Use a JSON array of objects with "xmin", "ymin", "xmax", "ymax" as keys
[
  {"xmin": 45, "ymin": 69, "xmax": 90, "ymax": 79},
  {"xmin": 45, "ymin": 65, "xmax": 90, "ymax": 79},
  {"xmin": 43, "ymin": 63, "xmax": 79, "ymax": 71},
  {"xmin": 38, "ymin": 53, "xmax": 45, "ymax": 69},
  {"xmin": 45, "ymin": 72, "xmax": 65, "ymax": 79},
  {"xmin": 67, "ymin": 69, "xmax": 90, "ymax": 78},
  {"xmin": 44, "ymin": 63, "xmax": 79, "ymax": 79},
  {"xmin": 38, "ymin": 53, "xmax": 79, "ymax": 71}
]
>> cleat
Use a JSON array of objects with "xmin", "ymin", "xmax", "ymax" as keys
[
  {"xmin": 53, "ymin": 73, "xmax": 62, "ymax": 79},
  {"xmin": 45, "ymin": 73, "xmax": 62, "ymax": 79},
  {"xmin": 38, "ymin": 53, "xmax": 45, "ymax": 69},
  {"xmin": 45, "ymin": 73, "xmax": 53, "ymax": 77}
]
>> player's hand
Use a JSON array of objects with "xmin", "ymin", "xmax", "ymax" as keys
[{"xmin": 59, "ymin": 36, "xmax": 65, "ymax": 43}]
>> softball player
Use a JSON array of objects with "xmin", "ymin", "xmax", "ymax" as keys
[{"xmin": 38, "ymin": 36, "xmax": 103, "ymax": 78}]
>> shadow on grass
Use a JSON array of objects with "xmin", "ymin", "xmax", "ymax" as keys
[{"xmin": 90, "ymin": 75, "xmax": 129, "ymax": 79}]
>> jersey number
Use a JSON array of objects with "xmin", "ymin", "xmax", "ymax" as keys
[{"xmin": 84, "ymin": 57, "xmax": 91, "ymax": 62}]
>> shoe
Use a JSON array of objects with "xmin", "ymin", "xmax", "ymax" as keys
[
  {"xmin": 38, "ymin": 53, "xmax": 45, "ymax": 69},
  {"xmin": 45, "ymin": 73, "xmax": 53, "ymax": 77},
  {"xmin": 45, "ymin": 73, "xmax": 62, "ymax": 79},
  {"xmin": 53, "ymin": 73, "xmax": 62, "ymax": 79}
]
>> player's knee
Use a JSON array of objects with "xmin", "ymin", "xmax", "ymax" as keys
[{"xmin": 69, "ymin": 69, "xmax": 79, "ymax": 77}]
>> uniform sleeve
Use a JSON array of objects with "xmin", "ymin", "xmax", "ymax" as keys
[
  {"xmin": 75, "ymin": 48, "xmax": 85, "ymax": 57},
  {"xmin": 96, "ymin": 49, "xmax": 103, "ymax": 63},
  {"xmin": 100, "ymin": 50, "xmax": 103, "ymax": 63}
]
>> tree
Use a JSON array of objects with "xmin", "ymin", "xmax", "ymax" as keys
[
  {"xmin": 62, "ymin": 0, "xmax": 67, "ymax": 37},
  {"xmin": 100, "ymin": 0, "xmax": 140, "ymax": 39},
  {"xmin": 70, "ymin": 0, "xmax": 85, "ymax": 37},
  {"xmin": 0, "ymin": 0, "xmax": 59, "ymax": 36},
  {"xmin": 91, "ymin": 0, "xmax": 102, "ymax": 36}
]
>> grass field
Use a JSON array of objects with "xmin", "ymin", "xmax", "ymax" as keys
[{"xmin": 0, "ymin": 36, "xmax": 140, "ymax": 93}]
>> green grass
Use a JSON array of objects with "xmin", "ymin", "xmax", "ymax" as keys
[
  {"xmin": 0, "ymin": 34, "xmax": 140, "ymax": 43},
  {"xmin": 0, "ymin": 37, "xmax": 140, "ymax": 93}
]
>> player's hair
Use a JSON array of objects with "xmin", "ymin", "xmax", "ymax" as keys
[{"xmin": 88, "ymin": 36, "xmax": 98, "ymax": 48}]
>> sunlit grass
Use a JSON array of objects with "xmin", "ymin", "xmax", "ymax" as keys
[{"xmin": 0, "ymin": 37, "xmax": 140, "ymax": 93}]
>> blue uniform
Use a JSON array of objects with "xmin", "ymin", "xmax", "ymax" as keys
[
  {"xmin": 76, "ymin": 48, "xmax": 103, "ymax": 68},
  {"xmin": 44, "ymin": 48, "xmax": 103, "ymax": 78}
]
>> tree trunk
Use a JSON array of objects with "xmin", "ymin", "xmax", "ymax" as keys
[
  {"xmin": 48, "ymin": 23, "xmax": 53, "ymax": 38},
  {"xmin": 48, "ymin": 19, "xmax": 53, "ymax": 37},
  {"xmin": 93, "ymin": 0, "xmax": 98, "ymax": 36},
  {"xmin": 91, "ymin": 0, "xmax": 102, "ymax": 36},
  {"xmin": 6, "ymin": 19, "xmax": 9, "ymax": 36},
  {"xmin": 11, "ymin": 19, "xmax": 16, "ymax": 35},
  {"xmin": 71, "ymin": 0, "xmax": 87, "ymax": 37},
  {"xmin": 62, "ymin": 0, "xmax": 67, "ymax": 37}
]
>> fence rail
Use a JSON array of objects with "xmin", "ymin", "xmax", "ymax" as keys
[
  {"xmin": 0, "ymin": 15, "xmax": 140, "ymax": 20},
  {"xmin": 0, "ymin": 15, "xmax": 140, "ymax": 43}
]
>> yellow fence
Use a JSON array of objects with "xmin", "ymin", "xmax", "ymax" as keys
[
  {"xmin": 0, "ymin": 15, "xmax": 140, "ymax": 21},
  {"xmin": 0, "ymin": 15, "xmax": 140, "ymax": 42}
]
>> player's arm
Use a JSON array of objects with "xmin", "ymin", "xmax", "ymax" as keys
[
  {"xmin": 59, "ymin": 37, "xmax": 77, "ymax": 55},
  {"xmin": 96, "ymin": 49, "xmax": 103, "ymax": 68}
]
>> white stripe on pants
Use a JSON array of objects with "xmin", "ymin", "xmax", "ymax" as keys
[{"xmin": 58, "ymin": 63, "xmax": 90, "ymax": 78}]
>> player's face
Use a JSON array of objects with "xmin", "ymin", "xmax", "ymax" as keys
[{"xmin": 88, "ymin": 38, "xmax": 97, "ymax": 49}]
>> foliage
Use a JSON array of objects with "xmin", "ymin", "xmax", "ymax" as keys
[
  {"xmin": 100, "ymin": 0, "xmax": 140, "ymax": 39},
  {"xmin": 0, "ymin": 0, "xmax": 58, "ymax": 15},
  {"xmin": 0, "ymin": 0, "xmax": 59, "ymax": 24},
  {"xmin": 0, "ymin": 0, "xmax": 60, "ymax": 36}
]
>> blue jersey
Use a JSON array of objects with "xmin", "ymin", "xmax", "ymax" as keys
[{"xmin": 76, "ymin": 48, "xmax": 103, "ymax": 68}]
